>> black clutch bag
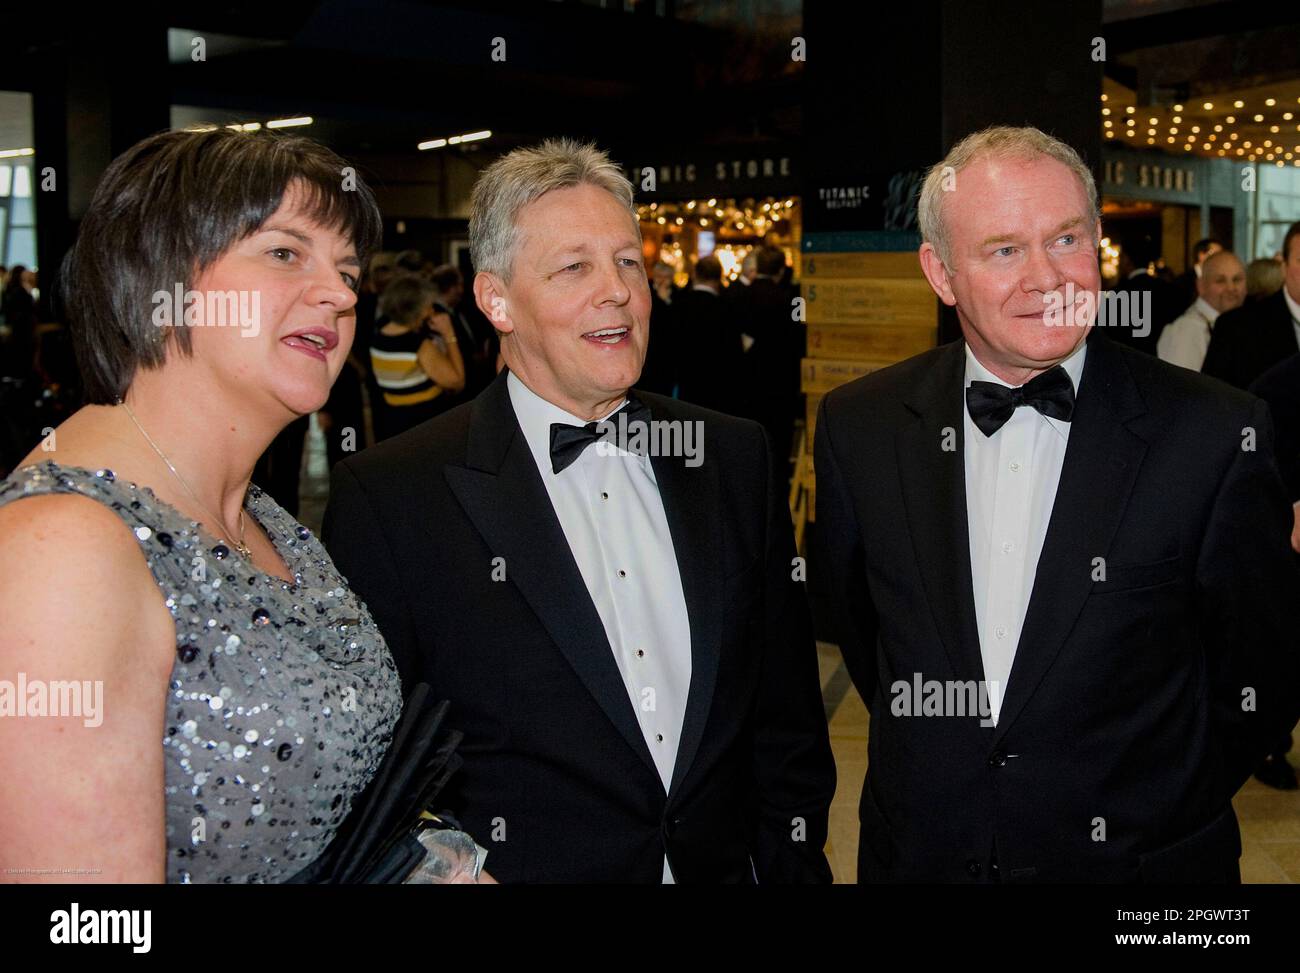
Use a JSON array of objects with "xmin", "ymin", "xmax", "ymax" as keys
[{"xmin": 286, "ymin": 682, "xmax": 464, "ymax": 884}]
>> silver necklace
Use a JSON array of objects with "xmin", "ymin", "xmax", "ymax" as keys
[{"xmin": 117, "ymin": 398, "xmax": 252, "ymax": 558}]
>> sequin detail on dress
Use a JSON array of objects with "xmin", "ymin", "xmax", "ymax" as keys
[{"xmin": 0, "ymin": 461, "xmax": 403, "ymax": 883}]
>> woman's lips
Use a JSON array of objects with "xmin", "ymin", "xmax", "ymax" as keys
[{"xmin": 282, "ymin": 335, "xmax": 329, "ymax": 360}]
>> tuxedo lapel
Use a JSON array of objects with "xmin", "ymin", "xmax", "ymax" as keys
[
  {"xmin": 992, "ymin": 334, "xmax": 1148, "ymax": 742},
  {"xmin": 642, "ymin": 395, "xmax": 725, "ymax": 799},
  {"xmin": 896, "ymin": 341, "xmax": 986, "ymax": 687},
  {"xmin": 442, "ymin": 372, "xmax": 660, "ymax": 781}
]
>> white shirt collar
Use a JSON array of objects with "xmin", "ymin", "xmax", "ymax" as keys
[
  {"xmin": 964, "ymin": 338, "xmax": 1087, "ymax": 439},
  {"xmin": 1192, "ymin": 296, "xmax": 1221, "ymax": 325},
  {"xmin": 506, "ymin": 370, "xmax": 634, "ymax": 477}
]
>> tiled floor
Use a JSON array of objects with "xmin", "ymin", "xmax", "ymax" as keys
[{"xmin": 815, "ymin": 641, "xmax": 1300, "ymax": 884}]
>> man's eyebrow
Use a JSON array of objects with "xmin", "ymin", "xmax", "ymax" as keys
[
  {"xmin": 979, "ymin": 232, "xmax": 1019, "ymax": 248},
  {"xmin": 978, "ymin": 217, "xmax": 1085, "ymax": 250},
  {"xmin": 1048, "ymin": 216, "xmax": 1085, "ymax": 237},
  {"xmin": 546, "ymin": 240, "xmax": 641, "ymax": 258}
]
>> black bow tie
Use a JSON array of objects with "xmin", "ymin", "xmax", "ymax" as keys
[
  {"xmin": 965, "ymin": 365, "xmax": 1075, "ymax": 437},
  {"xmin": 549, "ymin": 395, "xmax": 651, "ymax": 474}
]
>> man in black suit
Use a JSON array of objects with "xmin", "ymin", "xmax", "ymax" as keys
[
  {"xmin": 816, "ymin": 125, "xmax": 1300, "ymax": 883},
  {"xmin": 674, "ymin": 254, "xmax": 743, "ymax": 413},
  {"xmin": 324, "ymin": 138, "xmax": 834, "ymax": 884},
  {"xmin": 1249, "ymin": 352, "xmax": 1300, "ymax": 790},
  {"xmin": 1202, "ymin": 221, "xmax": 1300, "ymax": 390},
  {"xmin": 1106, "ymin": 237, "xmax": 1175, "ymax": 356},
  {"xmin": 732, "ymin": 245, "xmax": 804, "ymax": 477}
]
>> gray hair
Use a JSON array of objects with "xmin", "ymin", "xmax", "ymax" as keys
[
  {"xmin": 918, "ymin": 125, "xmax": 1099, "ymax": 271},
  {"xmin": 379, "ymin": 273, "xmax": 438, "ymax": 326},
  {"xmin": 469, "ymin": 138, "xmax": 638, "ymax": 281}
]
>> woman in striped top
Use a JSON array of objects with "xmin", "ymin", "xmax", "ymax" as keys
[{"xmin": 370, "ymin": 274, "xmax": 466, "ymax": 440}]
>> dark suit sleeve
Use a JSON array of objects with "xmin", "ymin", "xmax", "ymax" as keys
[
  {"xmin": 749, "ymin": 424, "xmax": 836, "ymax": 883},
  {"xmin": 323, "ymin": 459, "xmax": 421, "ymax": 691},
  {"xmin": 1195, "ymin": 397, "xmax": 1300, "ymax": 799},
  {"xmin": 813, "ymin": 394, "xmax": 881, "ymax": 709}
]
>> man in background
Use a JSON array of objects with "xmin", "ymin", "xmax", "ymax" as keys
[
  {"xmin": 1157, "ymin": 249, "xmax": 1246, "ymax": 372},
  {"xmin": 675, "ymin": 254, "xmax": 742, "ymax": 413},
  {"xmin": 1203, "ymin": 221, "xmax": 1300, "ymax": 390}
]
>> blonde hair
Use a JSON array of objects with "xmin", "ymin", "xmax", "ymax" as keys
[
  {"xmin": 1246, "ymin": 256, "xmax": 1285, "ymax": 299},
  {"xmin": 469, "ymin": 138, "xmax": 638, "ymax": 281},
  {"xmin": 918, "ymin": 125, "xmax": 1099, "ymax": 270}
]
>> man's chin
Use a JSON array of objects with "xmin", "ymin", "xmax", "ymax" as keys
[{"xmin": 583, "ymin": 352, "xmax": 644, "ymax": 386}]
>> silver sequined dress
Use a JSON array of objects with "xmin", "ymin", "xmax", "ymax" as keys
[{"xmin": 0, "ymin": 461, "xmax": 403, "ymax": 883}]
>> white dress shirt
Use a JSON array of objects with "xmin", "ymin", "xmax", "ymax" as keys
[
  {"xmin": 1157, "ymin": 297, "xmax": 1219, "ymax": 371},
  {"xmin": 963, "ymin": 341, "xmax": 1087, "ymax": 724},
  {"xmin": 507, "ymin": 372, "xmax": 691, "ymax": 883}
]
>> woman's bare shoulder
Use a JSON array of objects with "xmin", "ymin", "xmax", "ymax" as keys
[{"xmin": 0, "ymin": 488, "xmax": 174, "ymax": 675}]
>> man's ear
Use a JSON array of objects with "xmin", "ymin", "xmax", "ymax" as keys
[
  {"xmin": 918, "ymin": 242, "xmax": 957, "ymax": 307},
  {"xmin": 473, "ymin": 271, "xmax": 514, "ymax": 334}
]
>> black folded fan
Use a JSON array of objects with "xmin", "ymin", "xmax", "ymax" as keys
[{"xmin": 286, "ymin": 683, "xmax": 463, "ymax": 884}]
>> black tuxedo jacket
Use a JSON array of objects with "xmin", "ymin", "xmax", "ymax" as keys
[
  {"xmin": 323, "ymin": 370, "xmax": 835, "ymax": 883},
  {"xmin": 815, "ymin": 333, "xmax": 1300, "ymax": 883},
  {"xmin": 1202, "ymin": 290, "xmax": 1300, "ymax": 390}
]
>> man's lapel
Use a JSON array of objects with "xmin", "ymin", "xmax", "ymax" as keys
[
  {"xmin": 992, "ymin": 333, "xmax": 1149, "ymax": 742},
  {"xmin": 639, "ymin": 394, "xmax": 725, "ymax": 799},
  {"xmin": 896, "ymin": 341, "xmax": 986, "ymax": 687},
  {"xmin": 442, "ymin": 371, "xmax": 660, "ymax": 781}
]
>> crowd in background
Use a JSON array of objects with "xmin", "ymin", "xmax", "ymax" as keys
[
  {"xmin": 0, "ymin": 264, "xmax": 79, "ymax": 477},
  {"xmin": 8, "ymin": 220, "xmax": 1299, "ymax": 523},
  {"xmin": 644, "ymin": 243, "xmax": 803, "ymax": 480}
]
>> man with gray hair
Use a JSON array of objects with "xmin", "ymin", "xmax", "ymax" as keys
[
  {"xmin": 324, "ymin": 138, "xmax": 834, "ymax": 883},
  {"xmin": 816, "ymin": 125, "xmax": 1300, "ymax": 882}
]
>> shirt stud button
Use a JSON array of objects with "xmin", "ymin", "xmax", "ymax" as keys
[
  {"xmin": 1009, "ymin": 461, "xmax": 1021, "ymax": 472},
  {"xmin": 601, "ymin": 491, "xmax": 609, "ymax": 500},
  {"xmin": 618, "ymin": 569, "xmax": 627, "ymax": 578}
]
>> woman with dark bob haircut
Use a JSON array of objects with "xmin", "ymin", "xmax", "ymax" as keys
[{"xmin": 0, "ymin": 129, "xmax": 478, "ymax": 883}]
